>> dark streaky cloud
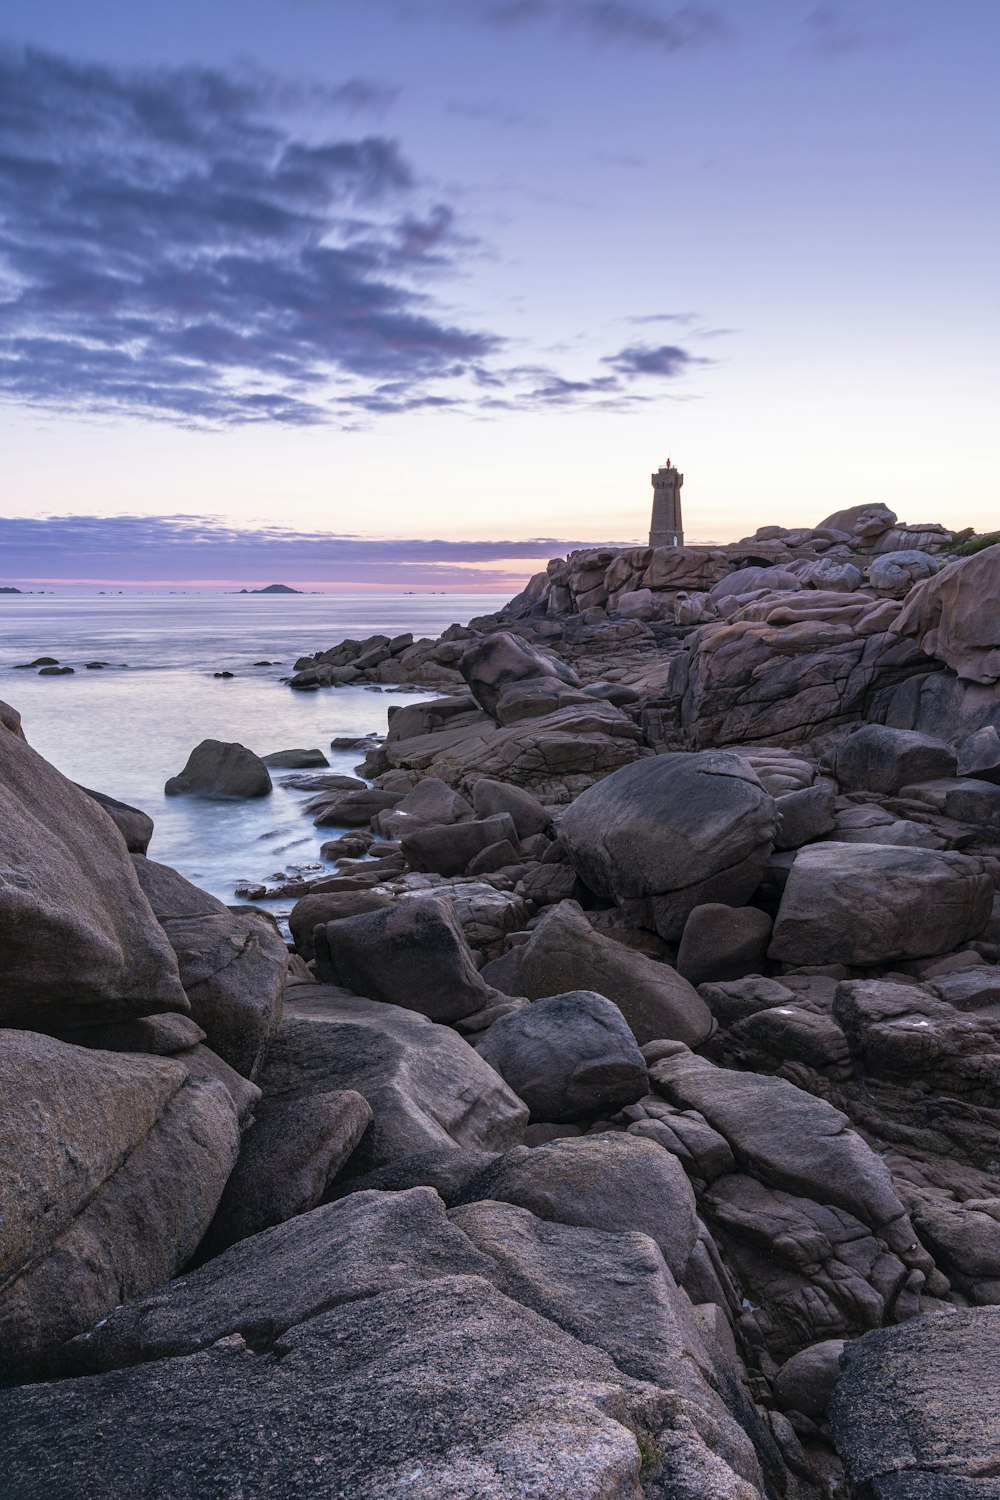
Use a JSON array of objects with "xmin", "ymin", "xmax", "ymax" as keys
[
  {"xmin": 800, "ymin": 4, "xmax": 902, "ymax": 57},
  {"xmin": 329, "ymin": 77, "xmax": 403, "ymax": 115},
  {"xmin": 0, "ymin": 514, "xmax": 629, "ymax": 587},
  {"xmin": 446, "ymin": 98, "xmax": 546, "ymax": 129},
  {"xmin": 0, "ymin": 46, "xmax": 707, "ymax": 426},
  {"xmin": 0, "ymin": 47, "xmax": 492, "ymax": 426},
  {"xmin": 604, "ymin": 343, "xmax": 702, "ymax": 377},
  {"xmin": 416, "ymin": 1, "xmax": 731, "ymax": 53}
]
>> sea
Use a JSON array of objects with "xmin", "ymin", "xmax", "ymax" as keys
[{"xmin": 0, "ymin": 592, "xmax": 505, "ymax": 919}]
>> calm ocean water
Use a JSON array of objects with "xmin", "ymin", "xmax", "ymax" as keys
[{"xmin": 0, "ymin": 593, "xmax": 505, "ymax": 913}]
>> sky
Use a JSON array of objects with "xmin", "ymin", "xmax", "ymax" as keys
[{"xmin": 1, "ymin": 1, "xmax": 997, "ymax": 590}]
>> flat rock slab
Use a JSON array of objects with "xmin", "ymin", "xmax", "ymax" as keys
[
  {"xmin": 768, "ymin": 842, "xmax": 992, "ymax": 967},
  {"xmin": 6, "ymin": 1275, "xmax": 757, "ymax": 1500},
  {"xmin": 649, "ymin": 1050, "xmax": 907, "ymax": 1237},
  {"xmin": 65, "ymin": 1187, "xmax": 492, "ymax": 1372},
  {"xmin": 830, "ymin": 1309, "xmax": 1000, "ymax": 1496}
]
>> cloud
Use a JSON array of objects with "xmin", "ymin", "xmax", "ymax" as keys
[
  {"xmin": 603, "ymin": 342, "xmax": 703, "ymax": 377},
  {"xmin": 0, "ymin": 46, "xmax": 496, "ymax": 426},
  {"xmin": 799, "ymin": 5, "xmax": 902, "ymax": 57},
  {"xmin": 445, "ymin": 98, "xmax": 546, "ymax": 129},
  {"xmin": 0, "ymin": 513, "xmax": 634, "ymax": 588},
  {"xmin": 329, "ymin": 77, "xmax": 402, "ymax": 115},
  {"xmin": 591, "ymin": 150, "xmax": 647, "ymax": 170},
  {"xmin": 624, "ymin": 311, "xmax": 698, "ymax": 325},
  {"xmin": 0, "ymin": 46, "xmax": 711, "ymax": 427},
  {"xmin": 435, "ymin": 1, "xmax": 731, "ymax": 53}
]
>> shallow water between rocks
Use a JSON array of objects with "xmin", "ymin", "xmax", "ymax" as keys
[{"xmin": 0, "ymin": 592, "xmax": 504, "ymax": 912}]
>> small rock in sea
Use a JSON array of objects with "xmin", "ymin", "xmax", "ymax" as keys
[
  {"xmin": 84, "ymin": 662, "xmax": 109, "ymax": 670},
  {"xmin": 262, "ymin": 748, "xmax": 329, "ymax": 769},
  {"xmin": 233, "ymin": 884, "xmax": 268, "ymax": 901},
  {"xmin": 165, "ymin": 740, "xmax": 272, "ymax": 799},
  {"xmin": 253, "ymin": 660, "xmax": 280, "ymax": 666},
  {"xmin": 280, "ymin": 771, "xmax": 365, "ymax": 792},
  {"xmin": 15, "ymin": 656, "xmax": 59, "ymax": 669},
  {"xmin": 213, "ymin": 670, "xmax": 235, "ymax": 679},
  {"xmin": 38, "ymin": 665, "xmax": 74, "ymax": 676},
  {"xmin": 330, "ymin": 734, "xmax": 382, "ymax": 750}
]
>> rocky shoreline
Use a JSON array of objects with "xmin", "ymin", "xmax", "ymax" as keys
[{"xmin": 4, "ymin": 503, "xmax": 1000, "ymax": 1497}]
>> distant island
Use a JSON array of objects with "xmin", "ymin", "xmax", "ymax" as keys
[
  {"xmin": 237, "ymin": 584, "xmax": 302, "ymax": 595},
  {"xmin": 0, "ymin": 587, "xmax": 23, "ymax": 594}
]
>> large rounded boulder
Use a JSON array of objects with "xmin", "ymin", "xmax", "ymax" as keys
[
  {"xmin": 165, "ymin": 740, "xmax": 271, "ymax": 798},
  {"xmin": 475, "ymin": 990, "xmax": 648, "ymax": 1123},
  {"xmin": 559, "ymin": 752, "xmax": 778, "ymax": 941}
]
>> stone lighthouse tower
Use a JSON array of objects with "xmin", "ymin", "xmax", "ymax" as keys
[{"xmin": 649, "ymin": 460, "xmax": 684, "ymax": 548}]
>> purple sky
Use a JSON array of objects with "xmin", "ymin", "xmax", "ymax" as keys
[{"xmin": 1, "ymin": 3, "xmax": 996, "ymax": 587}]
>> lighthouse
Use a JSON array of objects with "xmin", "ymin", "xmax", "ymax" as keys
[{"xmin": 649, "ymin": 460, "xmax": 684, "ymax": 548}]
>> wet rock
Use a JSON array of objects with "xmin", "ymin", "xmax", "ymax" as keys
[
  {"xmin": 769, "ymin": 843, "xmax": 992, "ymax": 966},
  {"xmin": 165, "ymin": 739, "xmax": 271, "ymax": 798},
  {"xmin": 256, "ymin": 988, "xmax": 527, "ymax": 1174},
  {"xmin": 285, "ymin": 771, "xmax": 366, "ymax": 793},
  {"xmin": 373, "ymin": 776, "xmax": 473, "ymax": 838},
  {"xmin": 490, "ymin": 899, "xmax": 713, "ymax": 1047},
  {"xmin": 560, "ymin": 751, "xmax": 777, "ymax": 941},
  {"xmin": 475, "ymin": 990, "xmax": 648, "ymax": 1123},
  {"xmin": 0, "ymin": 1028, "xmax": 239, "ymax": 1380},
  {"xmin": 309, "ymin": 786, "xmax": 401, "ymax": 826},
  {"xmin": 38, "ymin": 664, "xmax": 74, "ymax": 675}
]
